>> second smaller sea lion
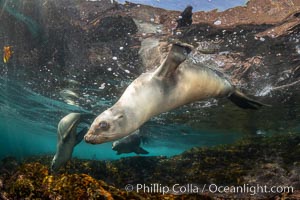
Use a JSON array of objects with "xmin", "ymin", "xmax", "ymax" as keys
[
  {"xmin": 112, "ymin": 130, "xmax": 149, "ymax": 155},
  {"xmin": 51, "ymin": 113, "xmax": 94, "ymax": 172}
]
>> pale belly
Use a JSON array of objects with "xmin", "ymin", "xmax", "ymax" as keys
[{"xmin": 170, "ymin": 67, "xmax": 233, "ymax": 107}]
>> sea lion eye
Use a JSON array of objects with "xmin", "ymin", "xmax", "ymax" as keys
[
  {"xmin": 118, "ymin": 115, "xmax": 124, "ymax": 119},
  {"xmin": 98, "ymin": 121, "xmax": 109, "ymax": 130}
]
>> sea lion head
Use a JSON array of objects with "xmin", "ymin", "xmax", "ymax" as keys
[
  {"xmin": 111, "ymin": 130, "xmax": 149, "ymax": 155},
  {"xmin": 84, "ymin": 106, "xmax": 133, "ymax": 144},
  {"xmin": 111, "ymin": 131, "xmax": 139, "ymax": 152},
  {"xmin": 111, "ymin": 140, "xmax": 121, "ymax": 151}
]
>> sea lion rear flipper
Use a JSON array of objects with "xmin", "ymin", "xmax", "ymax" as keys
[
  {"xmin": 134, "ymin": 147, "xmax": 149, "ymax": 155},
  {"xmin": 154, "ymin": 43, "xmax": 193, "ymax": 78},
  {"xmin": 228, "ymin": 90, "xmax": 270, "ymax": 109},
  {"xmin": 76, "ymin": 127, "xmax": 88, "ymax": 145}
]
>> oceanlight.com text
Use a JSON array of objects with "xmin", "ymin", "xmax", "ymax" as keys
[{"xmin": 124, "ymin": 183, "xmax": 294, "ymax": 196}]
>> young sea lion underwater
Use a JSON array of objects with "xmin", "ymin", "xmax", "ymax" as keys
[
  {"xmin": 84, "ymin": 43, "xmax": 268, "ymax": 144},
  {"xmin": 51, "ymin": 113, "xmax": 94, "ymax": 172},
  {"xmin": 112, "ymin": 130, "xmax": 149, "ymax": 155}
]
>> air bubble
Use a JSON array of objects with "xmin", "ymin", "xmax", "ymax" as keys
[{"xmin": 214, "ymin": 20, "xmax": 222, "ymax": 25}]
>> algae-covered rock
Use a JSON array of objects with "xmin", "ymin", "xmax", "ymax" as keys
[
  {"xmin": 5, "ymin": 163, "xmax": 48, "ymax": 198},
  {"xmin": 1, "ymin": 158, "xmax": 215, "ymax": 199},
  {"xmin": 44, "ymin": 174, "xmax": 112, "ymax": 199},
  {"xmin": 10, "ymin": 176, "xmax": 34, "ymax": 198}
]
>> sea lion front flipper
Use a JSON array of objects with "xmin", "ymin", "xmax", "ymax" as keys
[
  {"xmin": 134, "ymin": 147, "xmax": 149, "ymax": 155},
  {"xmin": 228, "ymin": 90, "xmax": 270, "ymax": 109},
  {"xmin": 154, "ymin": 43, "xmax": 193, "ymax": 78},
  {"xmin": 76, "ymin": 127, "xmax": 88, "ymax": 145}
]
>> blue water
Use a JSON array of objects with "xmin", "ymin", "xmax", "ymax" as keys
[
  {"xmin": 0, "ymin": 76, "xmax": 241, "ymax": 160},
  {"xmin": 117, "ymin": 0, "xmax": 248, "ymax": 11}
]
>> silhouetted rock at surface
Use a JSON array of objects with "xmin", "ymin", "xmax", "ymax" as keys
[{"xmin": 176, "ymin": 5, "xmax": 193, "ymax": 29}]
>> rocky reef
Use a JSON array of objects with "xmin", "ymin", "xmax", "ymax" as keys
[{"xmin": 0, "ymin": 133, "xmax": 299, "ymax": 199}]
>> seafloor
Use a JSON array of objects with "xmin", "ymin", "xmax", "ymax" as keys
[{"xmin": 0, "ymin": 133, "xmax": 299, "ymax": 199}]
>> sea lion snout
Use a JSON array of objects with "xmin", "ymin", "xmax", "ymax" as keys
[
  {"xmin": 84, "ymin": 132, "xmax": 98, "ymax": 144},
  {"xmin": 85, "ymin": 107, "xmax": 132, "ymax": 144},
  {"xmin": 84, "ymin": 125, "xmax": 123, "ymax": 144},
  {"xmin": 84, "ymin": 128, "xmax": 103, "ymax": 144},
  {"xmin": 84, "ymin": 116, "xmax": 111, "ymax": 144},
  {"xmin": 111, "ymin": 141, "xmax": 119, "ymax": 150}
]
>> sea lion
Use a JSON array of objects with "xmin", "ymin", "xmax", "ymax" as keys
[
  {"xmin": 112, "ymin": 130, "xmax": 149, "ymax": 155},
  {"xmin": 84, "ymin": 42, "xmax": 267, "ymax": 144},
  {"xmin": 51, "ymin": 113, "xmax": 94, "ymax": 172}
]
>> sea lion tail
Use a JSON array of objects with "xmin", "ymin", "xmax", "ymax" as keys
[{"xmin": 228, "ymin": 90, "xmax": 270, "ymax": 109}]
